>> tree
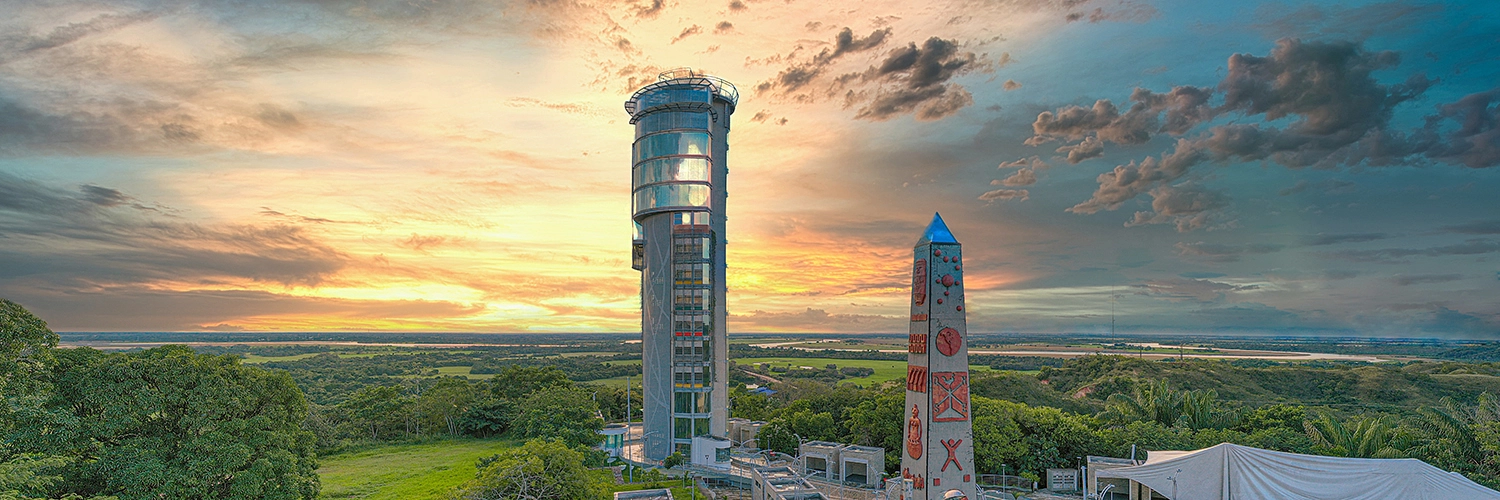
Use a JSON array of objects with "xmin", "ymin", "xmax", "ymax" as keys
[
  {"xmin": 662, "ymin": 452, "xmax": 685, "ymax": 469},
  {"xmin": 513, "ymin": 387, "xmax": 603, "ymax": 448},
  {"xmin": 1304, "ymin": 414, "xmax": 1408, "ymax": 458},
  {"xmin": 420, "ymin": 377, "xmax": 476, "ymax": 436},
  {"xmin": 460, "ymin": 398, "xmax": 518, "ymax": 438},
  {"xmin": 755, "ymin": 421, "xmax": 798, "ymax": 456},
  {"xmin": 0, "ymin": 298, "xmax": 57, "ymax": 383},
  {"xmin": 452, "ymin": 439, "xmax": 605, "ymax": 500},
  {"xmin": 1179, "ymin": 389, "xmax": 1239, "ymax": 430},
  {"xmin": 24, "ymin": 346, "xmax": 319, "ymax": 499},
  {"xmin": 487, "ymin": 366, "xmax": 574, "ymax": 401},
  {"xmin": 1407, "ymin": 394, "xmax": 1500, "ymax": 487},
  {"xmin": 339, "ymin": 385, "xmax": 411, "ymax": 440},
  {"xmin": 1101, "ymin": 380, "xmax": 1186, "ymax": 427}
]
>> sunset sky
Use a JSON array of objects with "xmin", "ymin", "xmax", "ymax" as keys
[{"xmin": 1, "ymin": 0, "xmax": 1497, "ymax": 336}]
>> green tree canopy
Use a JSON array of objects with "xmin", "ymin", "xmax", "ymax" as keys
[
  {"xmin": 486, "ymin": 366, "xmax": 574, "ymax": 401},
  {"xmin": 754, "ymin": 421, "xmax": 798, "ymax": 456},
  {"xmin": 451, "ymin": 439, "xmax": 605, "ymax": 500},
  {"xmin": 512, "ymin": 387, "xmax": 602, "ymax": 448},
  {"xmin": 19, "ymin": 346, "xmax": 319, "ymax": 499},
  {"xmin": 0, "ymin": 298, "xmax": 57, "ymax": 382}
]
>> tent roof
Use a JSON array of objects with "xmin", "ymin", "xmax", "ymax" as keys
[{"xmin": 1096, "ymin": 443, "xmax": 1500, "ymax": 500}]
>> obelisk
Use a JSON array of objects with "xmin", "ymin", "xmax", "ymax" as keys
[{"xmin": 901, "ymin": 213, "xmax": 976, "ymax": 500}]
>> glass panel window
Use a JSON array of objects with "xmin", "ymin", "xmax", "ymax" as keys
[
  {"xmin": 633, "ymin": 184, "xmax": 711, "ymax": 213},
  {"xmin": 636, "ymin": 87, "xmax": 712, "ymax": 110},
  {"xmin": 674, "ymin": 317, "xmax": 706, "ymax": 335},
  {"xmin": 674, "ymin": 235, "xmax": 709, "ymax": 260},
  {"xmin": 696, "ymin": 392, "xmax": 711, "ymax": 413},
  {"xmin": 675, "ymin": 392, "xmax": 692, "ymax": 413},
  {"xmin": 694, "ymin": 417, "xmax": 710, "ymax": 437},
  {"xmin": 637, "ymin": 111, "xmax": 711, "ymax": 135},
  {"xmin": 674, "ymin": 264, "xmax": 707, "ymax": 285},
  {"xmin": 675, "ymin": 417, "xmax": 691, "ymax": 439},
  {"xmin": 634, "ymin": 157, "xmax": 711, "ymax": 187},
  {"xmin": 633, "ymin": 132, "xmax": 710, "ymax": 164}
]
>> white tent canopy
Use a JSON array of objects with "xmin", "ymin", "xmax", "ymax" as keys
[{"xmin": 1095, "ymin": 443, "xmax": 1500, "ymax": 500}]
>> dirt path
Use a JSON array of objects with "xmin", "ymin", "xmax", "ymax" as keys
[{"xmin": 739, "ymin": 367, "xmax": 782, "ymax": 385}]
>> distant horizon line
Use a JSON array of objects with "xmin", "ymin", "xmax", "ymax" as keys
[{"xmin": 54, "ymin": 331, "xmax": 1497, "ymax": 341}]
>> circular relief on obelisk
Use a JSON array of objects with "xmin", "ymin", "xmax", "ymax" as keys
[{"xmin": 936, "ymin": 327, "xmax": 962, "ymax": 356}]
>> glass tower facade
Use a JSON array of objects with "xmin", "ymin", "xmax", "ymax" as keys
[{"xmin": 625, "ymin": 68, "xmax": 737, "ymax": 460}]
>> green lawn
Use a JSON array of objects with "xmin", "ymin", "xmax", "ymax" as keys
[
  {"xmin": 736, "ymin": 357, "xmax": 907, "ymax": 386},
  {"xmin": 318, "ymin": 439, "xmax": 518, "ymax": 499},
  {"xmin": 737, "ymin": 357, "xmax": 1000, "ymax": 386}
]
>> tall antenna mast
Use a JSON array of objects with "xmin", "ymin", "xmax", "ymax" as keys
[{"xmin": 1111, "ymin": 285, "xmax": 1116, "ymax": 336}]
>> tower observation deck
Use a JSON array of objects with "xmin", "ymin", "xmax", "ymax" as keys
[{"xmin": 625, "ymin": 68, "xmax": 737, "ymax": 461}]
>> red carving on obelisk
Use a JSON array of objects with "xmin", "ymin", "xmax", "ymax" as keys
[
  {"xmin": 906, "ymin": 405, "xmax": 923, "ymax": 459},
  {"xmin": 941, "ymin": 439, "xmax": 963, "ymax": 472},
  {"xmin": 936, "ymin": 327, "xmax": 962, "ymax": 356}
]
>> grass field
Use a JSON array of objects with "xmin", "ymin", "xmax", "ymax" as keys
[{"xmin": 318, "ymin": 439, "xmax": 518, "ymax": 499}]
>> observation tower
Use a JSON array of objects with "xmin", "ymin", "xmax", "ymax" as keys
[{"xmin": 625, "ymin": 68, "xmax": 738, "ymax": 460}]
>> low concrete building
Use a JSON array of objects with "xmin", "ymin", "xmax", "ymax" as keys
[
  {"xmin": 616, "ymin": 488, "xmax": 674, "ymax": 500},
  {"xmin": 691, "ymin": 435, "xmax": 732, "ymax": 470},
  {"xmin": 1086, "ymin": 456, "xmax": 1138, "ymax": 500},
  {"xmin": 838, "ymin": 444, "xmax": 885, "ymax": 487},
  {"xmin": 751, "ymin": 466, "xmax": 828, "ymax": 500},
  {"xmin": 799, "ymin": 441, "xmax": 844, "ymax": 480},
  {"xmin": 728, "ymin": 418, "xmax": 766, "ymax": 449}
]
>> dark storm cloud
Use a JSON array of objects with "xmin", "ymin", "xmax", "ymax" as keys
[
  {"xmin": 1174, "ymin": 241, "xmax": 1285, "ymax": 262},
  {"xmin": 850, "ymin": 37, "xmax": 979, "ymax": 121},
  {"xmin": 1321, "ymin": 239, "xmax": 1500, "ymax": 263},
  {"xmin": 1027, "ymin": 85, "xmax": 1214, "ymax": 147},
  {"xmin": 865, "ymin": 38, "xmax": 976, "ymax": 89},
  {"xmin": 855, "ymin": 84, "xmax": 974, "ymax": 121},
  {"xmin": 1125, "ymin": 182, "xmax": 1230, "ymax": 232},
  {"xmin": 1068, "ymin": 138, "xmax": 1204, "ymax": 213},
  {"xmin": 715, "ymin": 21, "xmax": 734, "ymax": 34},
  {"xmin": 1056, "ymin": 136, "xmax": 1104, "ymax": 163},
  {"xmin": 633, "ymin": 0, "xmax": 665, "ymax": 18},
  {"xmin": 0, "ymin": 172, "xmax": 347, "ymax": 287},
  {"xmin": 1425, "ymin": 89, "xmax": 1500, "ymax": 168},
  {"xmin": 1040, "ymin": 38, "xmax": 1500, "ymax": 227},
  {"xmin": 756, "ymin": 27, "xmax": 892, "ymax": 94},
  {"xmin": 1302, "ymin": 233, "xmax": 1387, "ymax": 245},
  {"xmin": 756, "ymin": 31, "xmax": 980, "ymax": 121},
  {"xmin": 670, "ymin": 25, "xmax": 702, "ymax": 44}
]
